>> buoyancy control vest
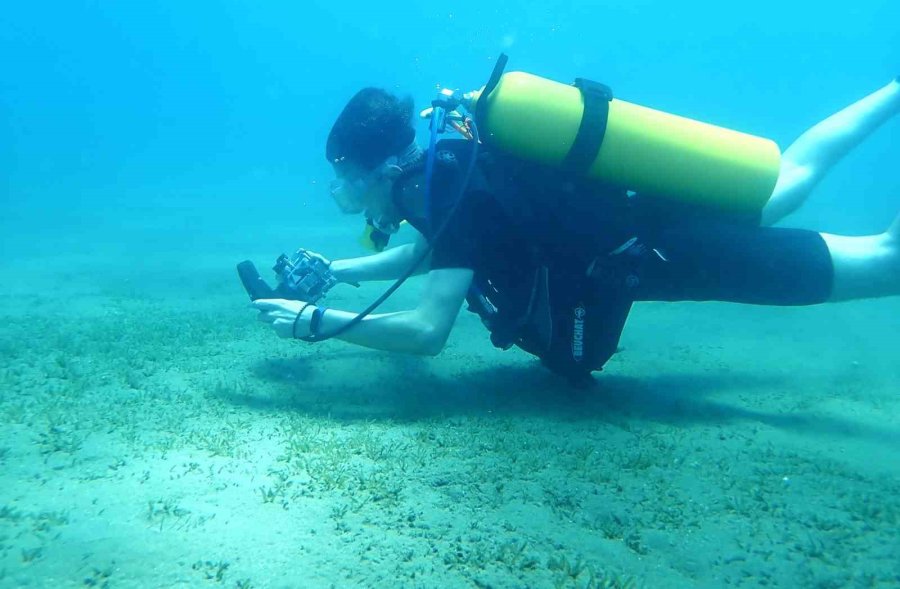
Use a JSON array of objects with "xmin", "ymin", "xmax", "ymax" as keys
[{"xmin": 421, "ymin": 139, "xmax": 637, "ymax": 384}]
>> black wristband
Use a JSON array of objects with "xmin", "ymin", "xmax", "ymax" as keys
[
  {"xmin": 309, "ymin": 307, "xmax": 328, "ymax": 337},
  {"xmin": 292, "ymin": 303, "xmax": 313, "ymax": 339}
]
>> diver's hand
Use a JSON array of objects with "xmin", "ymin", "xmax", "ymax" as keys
[
  {"xmin": 252, "ymin": 299, "xmax": 314, "ymax": 339},
  {"xmin": 299, "ymin": 248, "xmax": 331, "ymax": 267},
  {"xmin": 297, "ymin": 248, "xmax": 359, "ymax": 287}
]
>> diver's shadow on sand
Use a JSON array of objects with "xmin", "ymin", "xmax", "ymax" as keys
[
  {"xmin": 236, "ymin": 353, "xmax": 899, "ymax": 445},
  {"xmin": 597, "ymin": 372, "xmax": 899, "ymax": 445}
]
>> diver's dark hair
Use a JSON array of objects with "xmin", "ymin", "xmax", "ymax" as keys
[{"xmin": 326, "ymin": 88, "xmax": 416, "ymax": 171}]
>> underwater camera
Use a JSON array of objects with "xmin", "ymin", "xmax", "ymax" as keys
[{"xmin": 237, "ymin": 249, "xmax": 338, "ymax": 303}]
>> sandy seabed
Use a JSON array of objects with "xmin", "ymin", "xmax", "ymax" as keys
[{"xmin": 0, "ymin": 250, "xmax": 898, "ymax": 589}]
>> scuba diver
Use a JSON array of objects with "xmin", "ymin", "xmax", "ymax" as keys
[{"xmin": 244, "ymin": 66, "xmax": 900, "ymax": 386}]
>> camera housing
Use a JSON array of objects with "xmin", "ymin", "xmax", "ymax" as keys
[{"xmin": 237, "ymin": 250, "xmax": 337, "ymax": 303}]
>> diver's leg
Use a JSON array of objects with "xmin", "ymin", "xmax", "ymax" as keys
[
  {"xmin": 630, "ymin": 213, "xmax": 900, "ymax": 305},
  {"xmin": 761, "ymin": 77, "xmax": 900, "ymax": 226},
  {"xmin": 821, "ymin": 212, "xmax": 900, "ymax": 301}
]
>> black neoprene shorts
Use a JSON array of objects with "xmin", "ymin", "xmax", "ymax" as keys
[{"xmin": 631, "ymin": 220, "xmax": 834, "ymax": 306}]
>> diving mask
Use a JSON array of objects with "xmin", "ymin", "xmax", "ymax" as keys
[{"xmin": 329, "ymin": 171, "xmax": 373, "ymax": 214}]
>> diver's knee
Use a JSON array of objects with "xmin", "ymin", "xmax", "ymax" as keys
[{"xmin": 761, "ymin": 165, "xmax": 814, "ymax": 225}]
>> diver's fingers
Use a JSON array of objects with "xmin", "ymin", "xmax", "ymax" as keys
[
  {"xmin": 257, "ymin": 309, "xmax": 297, "ymax": 322},
  {"xmin": 250, "ymin": 299, "xmax": 288, "ymax": 311},
  {"xmin": 301, "ymin": 250, "xmax": 333, "ymax": 267}
]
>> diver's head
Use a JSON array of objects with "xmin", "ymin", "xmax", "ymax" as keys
[{"xmin": 326, "ymin": 88, "xmax": 422, "ymax": 222}]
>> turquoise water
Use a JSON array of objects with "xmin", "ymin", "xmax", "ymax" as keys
[
  {"xmin": 1, "ymin": 2, "xmax": 899, "ymax": 587},
  {"xmin": 3, "ymin": 2, "xmax": 898, "ymax": 243}
]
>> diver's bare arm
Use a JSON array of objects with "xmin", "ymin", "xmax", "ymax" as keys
[
  {"xmin": 331, "ymin": 233, "xmax": 430, "ymax": 283},
  {"xmin": 308, "ymin": 267, "xmax": 472, "ymax": 355}
]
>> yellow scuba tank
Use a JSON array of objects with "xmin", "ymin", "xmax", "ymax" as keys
[{"xmin": 464, "ymin": 68, "xmax": 781, "ymax": 214}]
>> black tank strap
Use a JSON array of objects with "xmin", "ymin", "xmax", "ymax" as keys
[
  {"xmin": 474, "ymin": 53, "xmax": 509, "ymax": 136},
  {"xmin": 562, "ymin": 78, "xmax": 613, "ymax": 175}
]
